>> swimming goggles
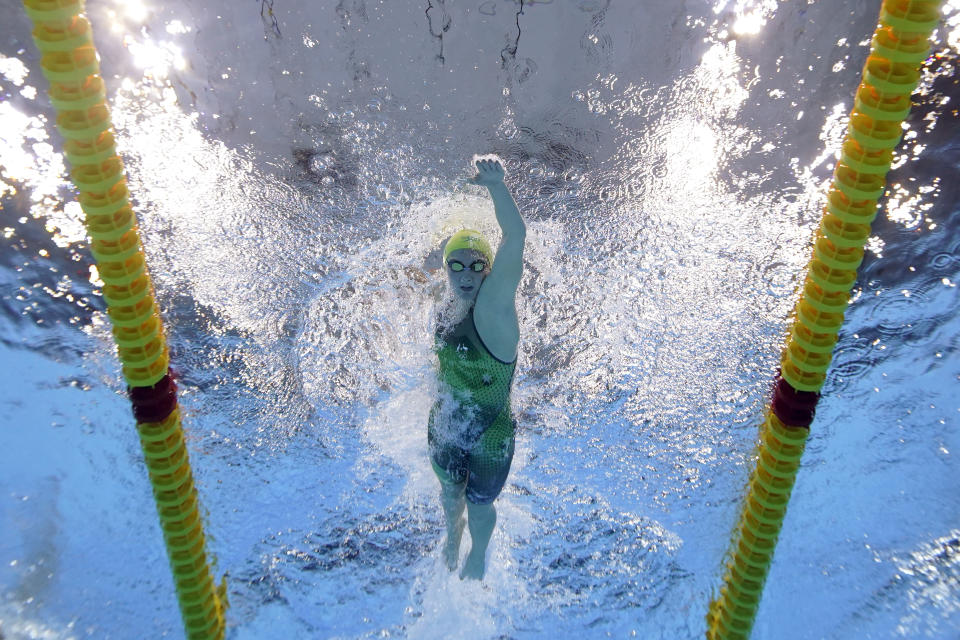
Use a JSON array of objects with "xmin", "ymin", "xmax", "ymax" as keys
[{"xmin": 447, "ymin": 259, "xmax": 488, "ymax": 273}]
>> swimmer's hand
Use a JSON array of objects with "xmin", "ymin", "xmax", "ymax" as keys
[{"xmin": 468, "ymin": 157, "xmax": 505, "ymax": 187}]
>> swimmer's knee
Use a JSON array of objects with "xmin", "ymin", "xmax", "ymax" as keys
[{"xmin": 441, "ymin": 478, "xmax": 466, "ymax": 498}]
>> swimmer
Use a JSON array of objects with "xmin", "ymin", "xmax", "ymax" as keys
[{"xmin": 428, "ymin": 157, "xmax": 526, "ymax": 580}]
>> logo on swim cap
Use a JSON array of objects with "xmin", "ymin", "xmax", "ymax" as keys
[{"xmin": 443, "ymin": 229, "xmax": 493, "ymax": 264}]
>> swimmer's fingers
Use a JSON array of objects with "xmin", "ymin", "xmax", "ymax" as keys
[
  {"xmin": 470, "ymin": 157, "xmax": 505, "ymax": 185},
  {"xmin": 476, "ymin": 158, "xmax": 504, "ymax": 176}
]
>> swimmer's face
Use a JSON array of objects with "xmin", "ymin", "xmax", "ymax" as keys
[{"xmin": 446, "ymin": 248, "xmax": 490, "ymax": 301}]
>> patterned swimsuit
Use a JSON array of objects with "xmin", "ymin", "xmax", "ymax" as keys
[{"xmin": 427, "ymin": 306, "xmax": 516, "ymax": 504}]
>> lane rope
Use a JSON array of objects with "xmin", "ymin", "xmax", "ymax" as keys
[
  {"xmin": 707, "ymin": 2, "xmax": 944, "ymax": 638},
  {"xmin": 21, "ymin": 1, "xmax": 228, "ymax": 637}
]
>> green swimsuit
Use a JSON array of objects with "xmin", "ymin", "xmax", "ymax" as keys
[{"xmin": 428, "ymin": 306, "xmax": 516, "ymax": 505}]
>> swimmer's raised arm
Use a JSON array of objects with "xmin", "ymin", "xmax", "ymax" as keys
[
  {"xmin": 470, "ymin": 157, "xmax": 526, "ymax": 362},
  {"xmin": 469, "ymin": 158, "xmax": 526, "ymax": 287}
]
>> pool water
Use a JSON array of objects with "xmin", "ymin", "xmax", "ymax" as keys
[{"xmin": 1, "ymin": 1, "xmax": 959, "ymax": 638}]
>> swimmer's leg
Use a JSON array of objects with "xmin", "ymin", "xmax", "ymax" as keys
[
  {"xmin": 461, "ymin": 501, "xmax": 496, "ymax": 581},
  {"xmin": 432, "ymin": 459, "xmax": 468, "ymax": 571},
  {"xmin": 460, "ymin": 414, "xmax": 515, "ymax": 581},
  {"xmin": 429, "ymin": 406, "xmax": 471, "ymax": 571},
  {"xmin": 440, "ymin": 478, "xmax": 467, "ymax": 571}
]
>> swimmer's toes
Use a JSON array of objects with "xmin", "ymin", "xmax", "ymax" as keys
[
  {"xmin": 459, "ymin": 553, "xmax": 485, "ymax": 581},
  {"xmin": 445, "ymin": 551, "xmax": 458, "ymax": 572},
  {"xmin": 444, "ymin": 519, "xmax": 465, "ymax": 571},
  {"xmin": 444, "ymin": 544, "xmax": 459, "ymax": 572}
]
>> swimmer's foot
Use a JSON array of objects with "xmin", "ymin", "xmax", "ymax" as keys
[
  {"xmin": 459, "ymin": 548, "xmax": 485, "ymax": 581},
  {"xmin": 444, "ymin": 517, "xmax": 465, "ymax": 571}
]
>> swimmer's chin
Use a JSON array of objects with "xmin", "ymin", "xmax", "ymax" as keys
[{"xmin": 454, "ymin": 285, "xmax": 478, "ymax": 300}]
